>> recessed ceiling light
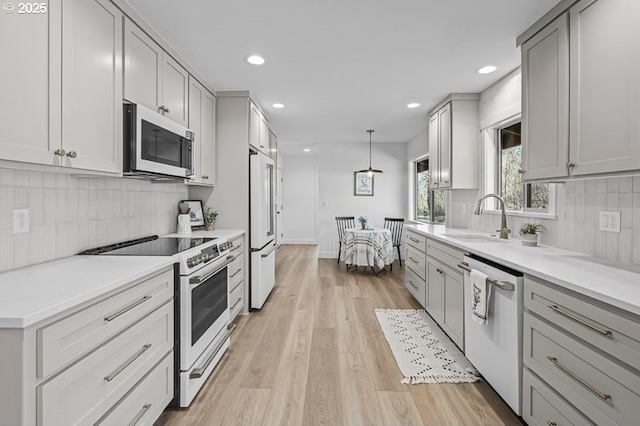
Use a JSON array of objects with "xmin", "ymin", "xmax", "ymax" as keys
[
  {"xmin": 272, "ymin": 103, "xmax": 285, "ymax": 109},
  {"xmin": 246, "ymin": 55, "xmax": 265, "ymax": 65},
  {"xmin": 477, "ymin": 65, "xmax": 498, "ymax": 75},
  {"xmin": 407, "ymin": 103, "xmax": 421, "ymax": 109},
  {"xmin": 303, "ymin": 148, "xmax": 311, "ymax": 152}
]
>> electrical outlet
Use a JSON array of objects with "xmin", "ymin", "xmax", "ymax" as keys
[
  {"xmin": 13, "ymin": 208, "xmax": 30, "ymax": 234},
  {"xmin": 599, "ymin": 211, "xmax": 620, "ymax": 233}
]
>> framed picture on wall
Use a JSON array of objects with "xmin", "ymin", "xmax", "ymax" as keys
[
  {"xmin": 354, "ymin": 172, "xmax": 374, "ymax": 196},
  {"xmin": 181, "ymin": 200, "xmax": 205, "ymax": 227}
]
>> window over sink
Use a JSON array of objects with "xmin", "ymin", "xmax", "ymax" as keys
[{"xmin": 415, "ymin": 157, "xmax": 446, "ymax": 223}]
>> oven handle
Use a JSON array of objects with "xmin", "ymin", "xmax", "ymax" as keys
[
  {"xmin": 189, "ymin": 326, "xmax": 232, "ymax": 379},
  {"xmin": 189, "ymin": 255, "xmax": 236, "ymax": 286},
  {"xmin": 261, "ymin": 245, "xmax": 276, "ymax": 258}
]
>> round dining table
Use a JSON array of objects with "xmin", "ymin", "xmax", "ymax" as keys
[{"xmin": 340, "ymin": 227, "xmax": 393, "ymax": 271}]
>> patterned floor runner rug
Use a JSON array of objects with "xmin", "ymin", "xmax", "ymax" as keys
[{"xmin": 375, "ymin": 309, "xmax": 480, "ymax": 384}]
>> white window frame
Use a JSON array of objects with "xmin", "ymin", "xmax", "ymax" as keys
[
  {"xmin": 482, "ymin": 115, "xmax": 556, "ymax": 218},
  {"xmin": 412, "ymin": 155, "xmax": 446, "ymax": 224}
]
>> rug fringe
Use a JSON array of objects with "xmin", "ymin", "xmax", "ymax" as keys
[{"xmin": 401, "ymin": 375, "xmax": 480, "ymax": 385}]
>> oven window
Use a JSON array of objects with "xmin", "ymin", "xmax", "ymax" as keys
[
  {"xmin": 191, "ymin": 266, "xmax": 228, "ymax": 345},
  {"xmin": 141, "ymin": 119, "xmax": 191, "ymax": 168}
]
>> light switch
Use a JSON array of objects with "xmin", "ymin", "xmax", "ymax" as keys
[{"xmin": 599, "ymin": 211, "xmax": 620, "ymax": 233}]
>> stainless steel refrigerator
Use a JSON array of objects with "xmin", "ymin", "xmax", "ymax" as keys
[{"xmin": 250, "ymin": 150, "xmax": 276, "ymax": 309}]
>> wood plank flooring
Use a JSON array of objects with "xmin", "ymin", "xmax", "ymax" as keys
[{"xmin": 156, "ymin": 245, "xmax": 521, "ymax": 426}]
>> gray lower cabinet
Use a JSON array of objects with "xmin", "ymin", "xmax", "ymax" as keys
[
  {"xmin": 0, "ymin": 266, "xmax": 175, "ymax": 425},
  {"xmin": 523, "ymin": 276, "xmax": 640, "ymax": 425}
]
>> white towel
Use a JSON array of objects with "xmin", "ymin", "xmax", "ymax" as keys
[{"xmin": 470, "ymin": 269, "xmax": 491, "ymax": 325}]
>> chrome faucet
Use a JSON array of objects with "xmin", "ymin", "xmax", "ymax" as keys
[{"xmin": 474, "ymin": 194, "xmax": 511, "ymax": 239}]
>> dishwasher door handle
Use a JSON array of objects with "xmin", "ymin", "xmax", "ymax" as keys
[{"xmin": 457, "ymin": 262, "xmax": 515, "ymax": 291}]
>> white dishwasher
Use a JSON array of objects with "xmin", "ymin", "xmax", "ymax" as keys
[{"xmin": 461, "ymin": 254, "xmax": 524, "ymax": 415}]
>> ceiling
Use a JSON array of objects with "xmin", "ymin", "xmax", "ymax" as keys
[{"xmin": 126, "ymin": 0, "xmax": 559, "ymax": 153}]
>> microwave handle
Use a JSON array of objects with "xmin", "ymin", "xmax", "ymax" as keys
[{"xmin": 184, "ymin": 134, "xmax": 194, "ymax": 177}]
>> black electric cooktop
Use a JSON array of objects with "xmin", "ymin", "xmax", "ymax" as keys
[{"xmin": 79, "ymin": 235, "xmax": 216, "ymax": 256}]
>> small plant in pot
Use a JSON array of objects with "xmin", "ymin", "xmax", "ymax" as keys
[
  {"xmin": 203, "ymin": 207, "xmax": 218, "ymax": 231},
  {"xmin": 519, "ymin": 223, "xmax": 546, "ymax": 247},
  {"xmin": 357, "ymin": 216, "xmax": 367, "ymax": 229}
]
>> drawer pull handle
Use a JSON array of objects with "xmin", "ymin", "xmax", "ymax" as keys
[
  {"xmin": 104, "ymin": 344, "xmax": 152, "ymax": 382},
  {"xmin": 548, "ymin": 305, "xmax": 612, "ymax": 337},
  {"xmin": 104, "ymin": 296, "xmax": 152, "ymax": 322},
  {"xmin": 409, "ymin": 257, "xmax": 419, "ymax": 263},
  {"xmin": 546, "ymin": 422, "xmax": 556, "ymax": 426},
  {"xmin": 436, "ymin": 268, "xmax": 444, "ymax": 274},
  {"xmin": 190, "ymin": 327, "xmax": 232, "ymax": 378},
  {"xmin": 409, "ymin": 237, "xmax": 420, "ymax": 243},
  {"xmin": 128, "ymin": 403, "xmax": 152, "ymax": 426},
  {"xmin": 231, "ymin": 297, "xmax": 243, "ymax": 310},
  {"xmin": 230, "ymin": 268, "xmax": 242, "ymax": 278},
  {"xmin": 547, "ymin": 356, "xmax": 611, "ymax": 401},
  {"xmin": 408, "ymin": 280, "xmax": 418, "ymax": 289}
]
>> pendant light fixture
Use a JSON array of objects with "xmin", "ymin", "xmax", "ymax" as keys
[{"xmin": 358, "ymin": 129, "xmax": 383, "ymax": 175}]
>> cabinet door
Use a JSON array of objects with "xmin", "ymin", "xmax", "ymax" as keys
[
  {"xmin": 569, "ymin": 0, "xmax": 640, "ymax": 176},
  {"xmin": 428, "ymin": 112, "xmax": 439, "ymax": 189},
  {"xmin": 61, "ymin": 0, "xmax": 122, "ymax": 173},
  {"xmin": 0, "ymin": 1, "xmax": 58, "ymax": 166},
  {"xmin": 249, "ymin": 104, "xmax": 261, "ymax": 149},
  {"xmin": 268, "ymin": 130, "xmax": 278, "ymax": 160},
  {"xmin": 161, "ymin": 55, "xmax": 189, "ymax": 127},
  {"xmin": 521, "ymin": 13, "xmax": 569, "ymax": 181},
  {"xmin": 426, "ymin": 260, "xmax": 443, "ymax": 323},
  {"xmin": 200, "ymin": 90, "xmax": 216, "ymax": 184},
  {"xmin": 259, "ymin": 116, "xmax": 269, "ymax": 153},
  {"xmin": 438, "ymin": 104, "xmax": 452, "ymax": 189},
  {"xmin": 188, "ymin": 77, "xmax": 203, "ymax": 183},
  {"xmin": 442, "ymin": 269, "xmax": 464, "ymax": 350},
  {"xmin": 124, "ymin": 19, "xmax": 161, "ymax": 112}
]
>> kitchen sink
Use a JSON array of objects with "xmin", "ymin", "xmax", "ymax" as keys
[{"xmin": 441, "ymin": 233, "xmax": 505, "ymax": 243}]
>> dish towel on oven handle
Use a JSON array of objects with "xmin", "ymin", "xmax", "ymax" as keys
[{"xmin": 471, "ymin": 269, "xmax": 491, "ymax": 325}]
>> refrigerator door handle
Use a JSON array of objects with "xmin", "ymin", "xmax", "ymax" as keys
[{"xmin": 261, "ymin": 245, "xmax": 276, "ymax": 258}]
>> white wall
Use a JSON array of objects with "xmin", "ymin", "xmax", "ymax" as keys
[
  {"xmin": 281, "ymin": 154, "xmax": 318, "ymax": 244},
  {"xmin": 0, "ymin": 168, "xmax": 188, "ymax": 272},
  {"xmin": 317, "ymin": 142, "xmax": 408, "ymax": 258},
  {"xmin": 447, "ymin": 68, "xmax": 640, "ymax": 265}
]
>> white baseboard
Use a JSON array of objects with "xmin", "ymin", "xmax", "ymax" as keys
[{"xmin": 281, "ymin": 239, "xmax": 317, "ymax": 245}]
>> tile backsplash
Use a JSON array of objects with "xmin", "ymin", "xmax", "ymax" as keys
[
  {"xmin": 0, "ymin": 168, "xmax": 188, "ymax": 272},
  {"xmin": 448, "ymin": 176, "xmax": 640, "ymax": 266}
]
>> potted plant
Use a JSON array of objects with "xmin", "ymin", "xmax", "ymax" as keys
[
  {"xmin": 203, "ymin": 207, "xmax": 218, "ymax": 231},
  {"xmin": 357, "ymin": 216, "xmax": 367, "ymax": 229},
  {"xmin": 519, "ymin": 223, "xmax": 546, "ymax": 246}
]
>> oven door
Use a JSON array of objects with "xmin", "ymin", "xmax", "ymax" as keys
[{"xmin": 180, "ymin": 259, "xmax": 230, "ymax": 371}]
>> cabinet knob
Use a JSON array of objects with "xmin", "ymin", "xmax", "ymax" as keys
[
  {"xmin": 66, "ymin": 151, "xmax": 77, "ymax": 158},
  {"xmin": 158, "ymin": 105, "xmax": 170, "ymax": 114},
  {"xmin": 201, "ymin": 175, "xmax": 208, "ymax": 180},
  {"xmin": 436, "ymin": 268, "xmax": 444, "ymax": 274},
  {"xmin": 567, "ymin": 161, "xmax": 576, "ymax": 169},
  {"xmin": 518, "ymin": 168, "xmax": 525, "ymax": 174},
  {"xmin": 53, "ymin": 149, "xmax": 66, "ymax": 157}
]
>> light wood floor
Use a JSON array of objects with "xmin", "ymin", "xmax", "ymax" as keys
[{"xmin": 157, "ymin": 245, "xmax": 521, "ymax": 426}]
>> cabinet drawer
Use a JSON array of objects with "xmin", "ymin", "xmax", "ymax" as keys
[
  {"xmin": 37, "ymin": 301, "xmax": 174, "ymax": 426},
  {"xmin": 405, "ymin": 230, "xmax": 426, "ymax": 252},
  {"xmin": 426, "ymin": 238, "xmax": 465, "ymax": 268},
  {"xmin": 525, "ymin": 276, "xmax": 640, "ymax": 371},
  {"xmin": 37, "ymin": 267, "xmax": 174, "ymax": 378},
  {"xmin": 97, "ymin": 352, "xmax": 173, "ymax": 426},
  {"xmin": 229, "ymin": 279, "xmax": 243, "ymax": 312},
  {"xmin": 524, "ymin": 312, "xmax": 640, "ymax": 426},
  {"xmin": 406, "ymin": 246, "xmax": 426, "ymax": 280},
  {"xmin": 228, "ymin": 255, "xmax": 243, "ymax": 288},
  {"xmin": 523, "ymin": 368, "xmax": 594, "ymax": 426},
  {"xmin": 405, "ymin": 267, "xmax": 426, "ymax": 307}
]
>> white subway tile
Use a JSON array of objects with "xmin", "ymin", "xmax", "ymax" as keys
[
  {"xmin": 55, "ymin": 188, "xmax": 67, "ymax": 223},
  {"xmin": 0, "ymin": 168, "xmax": 14, "ymax": 187},
  {"xmin": 633, "ymin": 229, "xmax": 640, "ymax": 265},
  {"xmin": 43, "ymin": 172, "xmax": 56, "ymax": 188},
  {"xmin": 574, "ymin": 180, "xmax": 585, "ymax": 194},
  {"xmin": 0, "ymin": 187, "xmax": 14, "ymax": 230},
  {"xmin": 620, "ymin": 177, "xmax": 633, "ymax": 193},
  {"xmin": 68, "ymin": 176, "xmax": 79, "ymax": 189},
  {"xmin": 29, "ymin": 188, "xmax": 44, "ymax": 226},
  {"xmin": 55, "ymin": 223, "xmax": 69, "ymax": 258},
  {"xmin": 634, "ymin": 176, "xmax": 640, "ymax": 193},
  {"xmin": 606, "ymin": 232, "xmax": 619, "ymax": 261},
  {"xmin": 594, "ymin": 230, "xmax": 607, "ymax": 258},
  {"xmin": 0, "ymin": 229, "xmax": 13, "ymax": 271},
  {"xmin": 584, "ymin": 180, "xmax": 596, "ymax": 193},
  {"xmin": 596, "ymin": 179, "xmax": 607, "ymax": 193},
  {"xmin": 13, "ymin": 232, "xmax": 30, "ymax": 268},
  {"xmin": 67, "ymin": 189, "xmax": 79, "ymax": 222},
  {"xmin": 584, "ymin": 193, "xmax": 595, "ymax": 225},
  {"xmin": 29, "ymin": 171, "xmax": 43, "ymax": 188},
  {"xmin": 620, "ymin": 193, "xmax": 632, "ymax": 229},
  {"xmin": 634, "ymin": 193, "xmax": 640, "ymax": 229},
  {"xmin": 14, "ymin": 170, "xmax": 30, "ymax": 187},
  {"xmin": 78, "ymin": 189, "xmax": 88, "ymax": 221},
  {"xmin": 574, "ymin": 193, "xmax": 584, "ymax": 224},
  {"xmin": 606, "ymin": 193, "xmax": 619, "ymax": 210},
  {"xmin": 583, "ymin": 225, "xmax": 595, "ymax": 256},
  {"xmin": 88, "ymin": 189, "xmax": 98, "ymax": 220},
  {"xmin": 66, "ymin": 222, "xmax": 78, "ymax": 255},
  {"xmin": 55, "ymin": 173, "xmax": 68, "ymax": 189},
  {"xmin": 87, "ymin": 220, "xmax": 99, "ymax": 248},
  {"xmin": 97, "ymin": 190, "xmax": 107, "ymax": 220},
  {"xmin": 43, "ymin": 189, "xmax": 57, "ymax": 225},
  {"xmin": 13, "ymin": 187, "xmax": 28, "ymax": 209},
  {"xmin": 565, "ymin": 194, "xmax": 575, "ymax": 222},
  {"xmin": 77, "ymin": 221, "xmax": 89, "ymax": 251},
  {"xmin": 619, "ymin": 230, "xmax": 632, "ymax": 264}
]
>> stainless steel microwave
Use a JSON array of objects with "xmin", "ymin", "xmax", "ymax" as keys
[{"xmin": 123, "ymin": 103, "xmax": 194, "ymax": 180}]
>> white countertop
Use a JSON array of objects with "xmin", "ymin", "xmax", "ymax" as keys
[
  {"xmin": 0, "ymin": 256, "xmax": 175, "ymax": 328},
  {"xmin": 0, "ymin": 229, "xmax": 246, "ymax": 329},
  {"xmin": 405, "ymin": 224, "xmax": 640, "ymax": 316}
]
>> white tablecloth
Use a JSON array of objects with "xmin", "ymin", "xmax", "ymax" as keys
[{"xmin": 341, "ymin": 228, "xmax": 393, "ymax": 269}]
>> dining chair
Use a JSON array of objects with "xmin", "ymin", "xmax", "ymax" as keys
[
  {"xmin": 383, "ymin": 217, "xmax": 404, "ymax": 270},
  {"xmin": 335, "ymin": 216, "xmax": 355, "ymax": 264}
]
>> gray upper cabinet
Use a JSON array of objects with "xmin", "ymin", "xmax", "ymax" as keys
[
  {"xmin": 521, "ymin": 13, "xmax": 569, "ymax": 181},
  {"xmin": 124, "ymin": 18, "xmax": 189, "ymax": 127},
  {"xmin": 520, "ymin": 0, "xmax": 640, "ymax": 180},
  {"xmin": 428, "ymin": 94, "xmax": 479, "ymax": 190},
  {"xmin": 61, "ymin": 0, "xmax": 123, "ymax": 174},
  {"xmin": 0, "ymin": 0, "xmax": 122, "ymax": 174},
  {"xmin": 248, "ymin": 101, "xmax": 272, "ymax": 155},
  {"xmin": 188, "ymin": 77, "xmax": 216, "ymax": 186},
  {"xmin": 568, "ymin": 0, "xmax": 640, "ymax": 176}
]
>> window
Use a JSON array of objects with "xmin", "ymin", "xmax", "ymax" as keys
[
  {"xmin": 496, "ymin": 122, "xmax": 549, "ymax": 212},
  {"xmin": 415, "ymin": 158, "xmax": 446, "ymax": 223}
]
